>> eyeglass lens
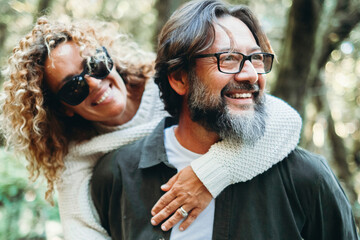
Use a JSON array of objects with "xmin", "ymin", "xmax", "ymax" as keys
[{"xmin": 218, "ymin": 53, "xmax": 273, "ymax": 74}]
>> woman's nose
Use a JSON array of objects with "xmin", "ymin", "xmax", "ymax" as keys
[{"xmin": 84, "ymin": 75, "xmax": 101, "ymax": 91}]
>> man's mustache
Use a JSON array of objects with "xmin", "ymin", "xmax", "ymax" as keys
[{"xmin": 221, "ymin": 82, "xmax": 260, "ymax": 95}]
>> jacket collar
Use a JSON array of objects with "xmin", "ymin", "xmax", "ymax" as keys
[{"xmin": 138, "ymin": 117, "xmax": 178, "ymax": 169}]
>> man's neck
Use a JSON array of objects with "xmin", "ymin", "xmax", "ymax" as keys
[{"xmin": 174, "ymin": 109, "xmax": 220, "ymax": 154}]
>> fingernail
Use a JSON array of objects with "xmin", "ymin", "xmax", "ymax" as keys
[
  {"xmin": 161, "ymin": 225, "xmax": 167, "ymax": 231},
  {"xmin": 151, "ymin": 219, "xmax": 156, "ymax": 225},
  {"xmin": 151, "ymin": 210, "xmax": 155, "ymax": 216},
  {"xmin": 161, "ymin": 184, "xmax": 168, "ymax": 189},
  {"xmin": 180, "ymin": 227, "xmax": 184, "ymax": 231}
]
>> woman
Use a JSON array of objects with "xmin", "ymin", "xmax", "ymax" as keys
[{"xmin": 0, "ymin": 16, "xmax": 302, "ymax": 239}]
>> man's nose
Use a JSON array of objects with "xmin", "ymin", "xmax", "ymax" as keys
[
  {"xmin": 84, "ymin": 75, "xmax": 101, "ymax": 91},
  {"xmin": 234, "ymin": 60, "xmax": 258, "ymax": 84}
]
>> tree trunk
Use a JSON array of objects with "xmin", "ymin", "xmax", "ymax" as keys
[
  {"xmin": 152, "ymin": 0, "xmax": 188, "ymax": 48},
  {"xmin": 35, "ymin": 0, "xmax": 55, "ymax": 18},
  {"xmin": 0, "ymin": 22, "xmax": 7, "ymax": 67},
  {"xmin": 272, "ymin": 0, "xmax": 360, "ymax": 213},
  {"xmin": 272, "ymin": 0, "xmax": 325, "ymax": 117},
  {"xmin": 311, "ymin": 0, "xmax": 360, "ymax": 86},
  {"xmin": 273, "ymin": 0, "xmax": 360, "ymax": 115},
  {"xmin": 230, "ymin": 0, "xmax": 251, "ymax": 5},
  {"xmin": 310, "ymin": 0, "xmax": 360, "ymax": 204},
  {"xmin": 312, "ymin": 73, "xmax": 357, "ymax": 203}
]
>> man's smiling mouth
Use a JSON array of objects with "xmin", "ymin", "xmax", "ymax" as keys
[{"xmin": 227, "ymin": 92, "xmax": 252, "ymax": 99}]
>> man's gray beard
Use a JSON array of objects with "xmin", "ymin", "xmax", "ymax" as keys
[{"xmin": 187, "ymin": 70, "xmax": 268, "ymax": 145}]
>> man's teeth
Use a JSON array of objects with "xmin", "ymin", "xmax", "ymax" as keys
[
  {"xmin": 96, "ymin": 88, "xmax": 111, "ymax": 104},
  {"xmin": 228, "ymin": 93, "xmax": 252, "ymax": 99}
]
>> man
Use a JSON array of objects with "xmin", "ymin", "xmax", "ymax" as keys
[{"xmin": 91, "ymin": 0, "xmax": 359, "ymax": 239}]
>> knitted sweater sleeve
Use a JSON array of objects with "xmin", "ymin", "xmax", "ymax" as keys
[
  {"xmin": 57, "ymin": 119, "xmax": 164, "ymax": 240},
  {"xmin": 191, "ymin": 94, "xmax": 302, "ymax": 197}
]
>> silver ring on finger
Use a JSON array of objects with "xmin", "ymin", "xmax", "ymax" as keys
[{"xmin": 179, "ymin": 206, "xmax": 188, "ymax": 218}]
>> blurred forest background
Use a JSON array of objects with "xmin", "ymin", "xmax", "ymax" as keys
[{"xmin": 0, "ymin": 0, "xmax": 359, "ymax": 239}]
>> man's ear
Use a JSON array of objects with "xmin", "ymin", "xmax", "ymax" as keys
[{"xmin": 168, "ymin": 71, "xmax": 188, "ymax": 96}]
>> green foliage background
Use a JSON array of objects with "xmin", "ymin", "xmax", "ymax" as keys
[
  {"xmin": 0, "ymin": 0, "xmax": 359, "ymax": 239},
  {"xmin": 0, "ymin": 149, "xmax": 61, "ymax": 239}
]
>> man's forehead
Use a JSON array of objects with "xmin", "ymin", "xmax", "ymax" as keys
[{"xmin": 210, "ymin": 16, "xmax": 259, "ymax": 52}]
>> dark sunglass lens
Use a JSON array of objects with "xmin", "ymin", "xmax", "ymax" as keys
[
  {"xmin": 89, "ymin": 59, "xmax": 112, "ymax": 79},
  {"xmin": 58, "ymin": 76, "xmax": 89, "ymax": 106},
  {"xmin": 88, "ymin": 49, "xmax": 113, "ymax": 79}
]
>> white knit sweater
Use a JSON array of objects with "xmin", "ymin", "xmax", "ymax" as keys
[{"xmin": 56, "ymin": 80, "xmax": 302, "ymax": 240}]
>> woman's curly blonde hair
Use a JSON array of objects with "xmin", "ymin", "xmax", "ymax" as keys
[{"xmin": 0, "ymin": 16, "xmax": 155, "ymax": 203}]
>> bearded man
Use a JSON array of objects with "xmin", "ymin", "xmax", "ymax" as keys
[{"xmin": 91, "ymin": 1, "xmax": 359, "ymax": 239}]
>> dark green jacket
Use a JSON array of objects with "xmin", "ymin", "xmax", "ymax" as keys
[{"xmin": 91, "ymin": 117, "xmax": 359, "ymax": 240}]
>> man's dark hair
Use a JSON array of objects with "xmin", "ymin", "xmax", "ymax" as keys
[{"xmin": 154, "ymin": 0, "xmax": 273, "ymax": 118}]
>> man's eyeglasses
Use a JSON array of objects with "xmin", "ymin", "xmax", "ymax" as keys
[
  {"xmin": 56, "ymin": 46, "xmax": 114, "ymax": 106},
  {"xmin": 194, "ymin": 52, "xmax": 274, "ymax": 74}
]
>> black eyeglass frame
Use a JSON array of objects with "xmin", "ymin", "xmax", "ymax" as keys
[
  {"xmin": 56, "ymin": 46, "xmax": 114, "ymax": 106},
  {"xmin": 194, "ymin": 51, "xmax": 274, "ymax": 74}
]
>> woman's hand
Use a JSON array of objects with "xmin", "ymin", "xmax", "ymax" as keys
[{"xmin": 150, "ymin": 166, "xmax": 213, "ymax": 231}]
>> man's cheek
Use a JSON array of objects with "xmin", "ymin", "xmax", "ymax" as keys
[{"xmin": 258, "ymin": 75, "xmax": 266, "ymax": 92}]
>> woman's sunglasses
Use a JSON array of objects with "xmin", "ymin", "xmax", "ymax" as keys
[{"xmin": 56, "ymin": 46, "xmax": 114, "ymax": 106}]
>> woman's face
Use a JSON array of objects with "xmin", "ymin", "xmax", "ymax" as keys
[{"xmin": 44, "ymin": 41, "xmax": 129, "ymax": 126}]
